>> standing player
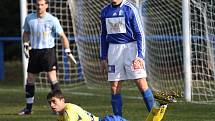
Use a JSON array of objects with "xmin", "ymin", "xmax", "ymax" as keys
[
  {"xmin": 47, "ymin": 90, "xmax": 128, "ymax": 121},
  {"xmin": 100, "ymin": 0, "xmax": 154, "ymax": 116},
  {"xmin": 18, "ymin": 0, "xmax": 74, "ymax": 115}
]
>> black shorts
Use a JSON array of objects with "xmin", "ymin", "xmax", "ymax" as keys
[{"xmin": 27, "ymin": 47, "xmax": 58, "ymax": 74}]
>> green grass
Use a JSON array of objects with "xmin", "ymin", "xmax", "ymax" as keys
[{"xmin": 0, "ymin": 61, "xmax": 215, "ymax": 121}]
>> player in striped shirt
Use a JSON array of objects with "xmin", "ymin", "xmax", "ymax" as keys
[
  {"xmin": 100, "ymin": 0, "xmax": 154, "ymax": 116},
  {"xmin": 19, "ymin": 0, "xmax": 74, "ymax": 115}
]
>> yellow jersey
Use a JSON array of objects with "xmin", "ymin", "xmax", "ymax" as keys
[{"xmin": 57, "ymin": 103, "xmax": 100, "ymax": 121}]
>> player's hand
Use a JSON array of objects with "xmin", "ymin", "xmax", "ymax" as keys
[
  {"xmin": 23, "ymin": 42, "xmax": 31, "ymax": 58},
  {"xmin": 65, "ymin": 48, "xmax": 77, "ymax": 64},
  {"xmin": 100, "ymin": 59, "xmax": 108, "ymax": 73},
  {"xmin": 132, "ymin": 57, "xmax": 144, "ymax": 70}
]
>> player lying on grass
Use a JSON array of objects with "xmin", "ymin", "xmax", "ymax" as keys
[
  {"xmin": 47, "ymin": 90, "xmax": 128, "ymax": 121},
  {"xmin": 47, "ymin": 90, "xmax": 181, "ymax": 121}
]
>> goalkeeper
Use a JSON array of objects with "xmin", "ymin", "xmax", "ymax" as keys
[
  {"xmin": 47, "ymin": 90, "xmax": 128, "ymax": 121},
  {"xmin": 19, "ymin": 0, "xmax": 75, "ymax": 115}
]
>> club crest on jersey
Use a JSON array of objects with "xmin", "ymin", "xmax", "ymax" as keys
[
  {"xmin": 106, "ymin": 17, "xmax": 126, "ymax": 34},
  {"xmin": 108, "ymin": 65, "xmax": 115, "ymax": 73},
  {"xmin": 119, "ymin": 10, "xmax": 124, "ymax": 16}
]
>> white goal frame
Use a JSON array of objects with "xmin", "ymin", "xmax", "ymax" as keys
[{"xmin": 20, "ymin": 0, "xmax": 192, "ymax": 101}]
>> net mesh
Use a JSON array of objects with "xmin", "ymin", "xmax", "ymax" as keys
[
  {"xmin": 25, "ymin": 0, "xmax": 215, "ymax": 102},
  {"xmin": 142, "ymin": 0, "xmax": 215, "ymax": 102}
]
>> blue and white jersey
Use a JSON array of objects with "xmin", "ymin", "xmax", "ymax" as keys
[
  {"xmin": 23, "ymin": 12, "xmax": 63, "ymax": 49},
  {"xmin": 100, "ymin": 0, "xmax": 145, "ymax": 60}
]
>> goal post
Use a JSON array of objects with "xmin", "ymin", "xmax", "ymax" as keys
[
  {"xmin": 19, "ymin": 0, "xmax": 28, "ymax": 87},
  {"xmin": 182, "ymin": 0, "xmax": 192, "ymax": 102},
  {"xmin": 20, "ymin": 0, "xmax": 215, "ymax": 103}
]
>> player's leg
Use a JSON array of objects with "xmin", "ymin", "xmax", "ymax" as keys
[
  {"xmin": 145, "ymin": 104, "xmax": 167, "ymax": 121},
  {"xmin": 135, "ymin": 78, "xmax": 154, "ymax": 112},
  {"xmin": 19, "ymin": 49, "xmax": 41, "ymax": 115},
  {"xmin": 111, "ymin": 81, "xmax": 122, "ymax": 116},
  {"xmin": 43, "ymin": 48, "xmax": 61, "ymax": 92},
  {"xmin": 124, "ymin": 42, "xmax": 154, "ymax": 112},
  {"xmin": 145, "ymin": 90, "xmax": 180, "ymax": 121},
  {"xmin": 19, "ymin": 73, "xmax": 37, "ymax": 115},
  {"xmin": 108, "ymin": 43, "xmax": 126, "ymax": 116},
  {"xmin": 101, "ymin": 115, "xmax": 128, "ymax": 121},
  {"xmin": 48, "ymin": 70, "xmax": 60, "ymax": 91}
]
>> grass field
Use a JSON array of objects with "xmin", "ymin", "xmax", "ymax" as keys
[{"xmin": 0, "ymin": 61, "xmax": 215, "ymax": 121}]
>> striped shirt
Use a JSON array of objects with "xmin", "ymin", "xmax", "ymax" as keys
[{"xmin": 23, "ymin": 12, "xmax": 63, "ymax": 49}]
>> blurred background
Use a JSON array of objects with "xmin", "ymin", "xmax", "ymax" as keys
[
  {"xmin": 0, "ymin": 0, "xmax": 22, "ymax": 85},
  {"xmin": 0, "ymin": 0, "xmax": 21, "ymax": 60}
]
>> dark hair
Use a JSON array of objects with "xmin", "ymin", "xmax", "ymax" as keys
[
  {"xmin": 35, "ymin": 0, "xmax": 49, "ymax": 4},
  {"xmin": 47, "ymin": 90, "xmax": 64, "ymax": 100}
]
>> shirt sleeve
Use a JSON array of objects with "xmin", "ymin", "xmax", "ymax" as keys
[
  {"xmin": 130, "ymin": 6, "xmax": 145, "ymax": 59},
  {"xmin": 23, "ymin": 16, "xmax": 30, "ymax": 32},
  {"xmin": 100, "ymin": 9, "xmax": 109, "ymax": 60},
  {"xmin": 54, "ymin": 17, "xmax": 64, "ymax": 35}
]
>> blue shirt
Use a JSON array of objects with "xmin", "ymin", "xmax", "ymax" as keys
[
  {"xmin": 100, "ymin": 0, "xmax": 145, "ymax": 60},
  {"xmin": 23, "ymin": 12, "xmax": 63, "ymax": 49}
]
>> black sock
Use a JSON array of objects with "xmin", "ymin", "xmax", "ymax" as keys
[
  {"xmin": 25, "ymin": 84, "xmax": 35, "ymax": 111},
  {"xmin": 51, "ymin": 82, "xmax": 61, "ymax": 91}
]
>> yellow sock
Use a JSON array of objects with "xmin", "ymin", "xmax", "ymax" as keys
[{"xmin": 145, "ymin": 105, "xmax": 167, "ymax": 121}]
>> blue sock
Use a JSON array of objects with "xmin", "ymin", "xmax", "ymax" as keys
[
  {"xmin": 111, "ymin": 94, "xmax": 122, "ymax": 116},
  {"xmin": 141, "ymin": 89, "xmax": 154, "ymax": 112}
]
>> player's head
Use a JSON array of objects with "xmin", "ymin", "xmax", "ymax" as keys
[
  {"xmin": 35, "ymin": 0, "xmax": 48, "ymax": 17},
  {"xmin": 110, "ymin": 0, "xmax": 123, "ymax": 5},
  {"xmin": 47, "ymin": 90, "xmax": 65, "ymax": 114}
]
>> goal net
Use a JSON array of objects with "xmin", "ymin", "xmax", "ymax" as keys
[
  {"xmin": 24, "ymin": 0, "xmax": 215, "ymax": 102},
  {"xmin": 67, "ymin": 0, "xmax": 137, "ymax": 88},
  {"xmin": 142, "ymin": 0, "xmax": 215, "ymax": 103}
]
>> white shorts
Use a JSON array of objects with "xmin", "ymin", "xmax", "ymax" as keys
[{"xmin": 108, "ymin": 41, "xmax": 147, "ymax": 81}]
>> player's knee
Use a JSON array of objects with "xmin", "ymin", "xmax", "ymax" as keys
[
  {"xmin": 111, "ymin": 86, "xmax": 121, "ymax": 94},
  {"xmin": 27, "ymin": 78, "xmax": 35, "ymax": 85},
  {"xmin": 135, "ymin": 78, "xmax": 149, "ymax": 91}
]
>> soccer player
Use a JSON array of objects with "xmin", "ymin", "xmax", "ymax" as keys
[
  {"xmin": 18, "ymin": 0, "xmax": 74, "ymax": 115},
  {"xmin": 47, "ymin": 90, "xmax": 128, "ymax": 121},
  {"xmin": 47, "ymin": 90, "xmax": 174, "ymax": 121},
  {"xmin": 100, "ymin": 0, "xmax": 154, "ymax": 116}
]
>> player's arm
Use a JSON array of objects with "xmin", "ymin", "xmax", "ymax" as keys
[
  {"xmin": 22, "ymin": 31, "xmax": 31, "ymax": 58},
  {"xmin": 130, "ymin": 6, "xmax": 145, "ymax": 60},
  {"xmin": 54, "ymin": 16, "xmax": 76, "ymax": 64},
  {"xmin": 100, "ymin": 9, "xmax": 109, "ymax": 73},
  {"xmin": 59, "ymin": 32, "xmax": 77, "ymax": 64},
  {"xmin": 22, "ymin": 16, "xmax": 31, "ymax": 58},
  {"xmin": 23, "ymin": 31, "xmax": 30, "ymax": 43},
  {"xmin": 130, "ymin": 6, "xmax": 145, "ymax": 68}
]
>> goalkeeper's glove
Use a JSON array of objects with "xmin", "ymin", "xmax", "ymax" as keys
[
  {"xmin": 23, "ymin": 42, "xmax": 30, "ymax": 58},
  {"xmin": 65, "ymin": 48, "xmax": 77, "ymax": 64}
]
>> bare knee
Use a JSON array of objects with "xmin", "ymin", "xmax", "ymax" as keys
[
  {"xmin": 111, "ymin": 81, "xmax": 121, "ymax": 94},
  {"xmin": 47, "ymin": 70, "xmax": 57, "ymax": 82},
  {"xmin": 27, "ymin": 73, "xmax": 36, "ymax": 85},
  {"xmin": 135, "ymin": 78, "xmax": 149, "ymax": 91}
]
